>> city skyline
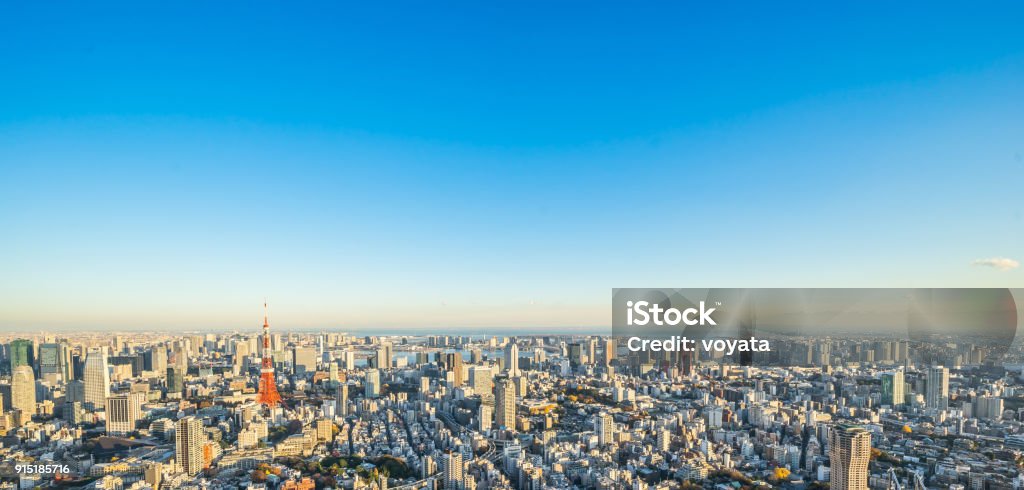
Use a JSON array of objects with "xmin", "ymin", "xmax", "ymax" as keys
[
  {"xmin": 1, "ymin": 4, "xmax": 1022, "ymax": 490},
  {"xmin": 0, "ymin": 327, "xmax": 1019, "ymax": 489}
]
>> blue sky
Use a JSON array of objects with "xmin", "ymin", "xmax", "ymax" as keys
[{"xmin": 0, "ymin": 2, "xmax": 1022, "ymax": 331}]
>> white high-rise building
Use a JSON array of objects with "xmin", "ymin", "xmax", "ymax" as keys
[
  {"xmin": 926, "ymin": 366, "xmax": 949, "ymax": 410},
  {"xmin": 657, "ymin": 428, "xmax": 671, "ymax": 451},
  {"xmin": 469, "ymin": 366, "xmax": 492, "ymax": 395},
  {"xmin": 442, "ymin": 450, "xmax": 465, "ymax": 490},
  {"xmin": 176, "ymin": 416, "xmax": 205, "ymax": 476},
  {"xmin": 973, "ymin": 395, "xmax": 1004, "ymax": 420},
  {"xmin": 336, "ymin": 383, "xmax": 348, "ymax": 416},
  {"xmin": 594, "ymin": 412, "xmax": 615, "ymax": 445},
  {"xmin": 478, "ymin": 405, "xmax": 492, "ymax": 432},
  {"xmin": 495, "ymin": 378, "xmax": 516, "ymax": 430},
  {"xmin": 151, "ymin": 347, "xmax": 168, "ymax": 375},
  {"xmin": 11, "ymin": 365, "xmax": 37, "ymax": 418},
  {"xmin": 365, "ymin": 369, "xmax": 381, "ymax": 398},
  {"xmin": 504, "ymin": 341, "xmax": 520, "ymax": 377},
  {"xmin": 84, "ymin": 350, "xmax": 111, "ymax": 410}
]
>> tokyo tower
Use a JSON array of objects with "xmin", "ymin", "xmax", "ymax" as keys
[{"xmin": 257, "ymin": 301, "xmax": 282, "ymax": 407}]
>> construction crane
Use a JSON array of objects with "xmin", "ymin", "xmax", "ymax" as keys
[
  {"xmin": 887, "ymin": 467, "xmax": 903, "ymax": 490},
  {"xmin": 910, "ymin": 470, "xmax": 926, "ymax": 490},
  {"xmin": 888, "ymin": 467, "xmax": 927, "ymax": 490}
]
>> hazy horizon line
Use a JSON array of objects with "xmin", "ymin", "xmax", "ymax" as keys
[{"xmin": 0, "ymin": 324, "xmax": 612, "ymax": 336}]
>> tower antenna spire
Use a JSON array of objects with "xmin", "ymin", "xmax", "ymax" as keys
[{"xmin": 257, "ymin": 298, "xmax": 281, "ymax": 407}]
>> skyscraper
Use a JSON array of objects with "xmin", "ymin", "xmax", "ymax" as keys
[
  {"xmin": 336, "ymin": 383, "xmax": 348, "ymax": 416},
  {"xmin": 495, "ymin": 377, "xmax": 516, "ymax": 430},
  {"xmin": 478, "ymin": 405, "xmax": 493, "ymax": 432},
  {"xmin": 150, "ymin": 347, "xmax": 168, "ymax": 375},
  {"xmin": 568, "ymin": 343, "xmax": 584, "ymax": 368},
  {"xmin": 444, "ymin": 352, "xmax": 464, "ymax": 386},
  {"xmin": 603, "ymin": 338, "xmax": 616, "ymax": 367},
  {"xmin": 504, "ymin": 340, "xmax": 520, "ymax": 377},
  {"xmin": 83, "ymin": 350, "xmax": 111, "ymax": 410},
  {"xmin": 38, "ymin": 342, "xmax": 71, "ymax": 381},
  {"xmin": 342, "ymin": 350, "xmax": 355, "ymax": 370},
  {"xmin": 881, "ymin": 370, "xmax": 905, "ymax": 407},
  {"xmin": 328, "ymin": 362, "xmax": 339, "ymax": 383},
  {"xmin": 105, "ymin": 393, "xmax": 143, "ymax": 435},
  {"xmin": 292, "ymin": 346, "xmax": 317, "ymax": 374},
  {"xmin": 442, "ymin": 450, "xmax": 464, "ymax": 490},
  {"xmin": 469, "ymin": 366, "xmax": 492, "ymax": 395},
  {"xmin": 926, "ymin": 366, "xmax": 949, "ymax": 410},
  {"xmin": 594, "ymin": 412, "xmax": 615, "ymax": 445},
  {"xmin": 828, "ymin": 424, "xmax": 870, "ymax": 490},
  {"xmin": 167, "ymin": 366, "xmax": 185, "ymax": 396},
  {"xmin": 11, "ymin": 365, "xmax": 37, "ymax": 418},
  {"xmin": 176, "ymin": 416, "xmax": 205, "ymax": 476},
  {"xmin": 8, "ymin": 339, "xmax": 34, "ymax": 373},
  {"xmin": 365, "ymin": 369, "xmax": 381, "ymax": 398},
  {"xmin": 971, "ymin": 395, "xmax": 1003, "ymax": 420},
  {"xmin": 376, "ymin": 341, "xmax": 393, "ymax": 370}
]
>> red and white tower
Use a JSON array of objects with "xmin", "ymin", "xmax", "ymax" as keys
[{"xmin": 257, "ymin": 301, "xmax": 282, "ymax": 407}]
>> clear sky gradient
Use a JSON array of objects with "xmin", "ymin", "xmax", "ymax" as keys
[{"xmin": 1, "ymin": 3, "xmax": 1022, "ymax": 331}]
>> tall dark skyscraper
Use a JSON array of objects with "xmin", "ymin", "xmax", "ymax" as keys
[
  {"xmin": 8, "ymin": 339, "xmax": 34, "ymax": 373},
  {"xmin": 167, "ymin": 366, "xmax": 185, "ymax": 395},
  {"xmin": 443, "ymin": 352, "xmax": 464, "ymax": 386},
  {"xmin": 38, "ymin": 342, "xmax": 72, "ymax": 381}
]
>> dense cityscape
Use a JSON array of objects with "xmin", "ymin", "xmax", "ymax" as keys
[
  {"xmin": 4, "ymin": 2, "xmax": 1021, "ymax": 490},
  {"xmin": 1, "ymin": 310, "xmax": 1023, "ymax": 490}
]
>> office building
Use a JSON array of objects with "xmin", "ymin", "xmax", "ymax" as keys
[
  {"xmin": 336, "ymin": 383, "xmax": 348, "ymax": 416},
  {"xmin": 478, "ymin": 405, "xmax": 492, "ymax": 432},
  {"xmin": 176, "ymin": 416, "xmax": 205, "ymax": 476},
  {"xmin": 8, "ymin": 339, "xmax": 34, "ymax": 373},
  {"xmin": 926, "ymin": 366, "xmax": 949, "ymax": 410},
  {"xmin": 603, "ymin": 338, "xmax": 616, "ymax": 366},
  {"xmin": 365, "ymin": 369, "xmax": 381, "ymax": 398},
  {"xmin": 495, "ymin": 378, "xmax": 516, "ymax": 430},
  {"xmin": 11, "ymin": 365, "xmax": 37, "ymax": 418},
  {"xmin": 167, "ymin": 366, "xmax": 185, "ymax": 396},
  {"xmin": 83, "ymin": 350, "xmax": 111, "ymax": 410},
  {"xmin": 469, "ymin": 366, "xmax": 492, "ymax": 395},
  {"xmin": 38, "ymin": 342, "xmax": 72, "ymax": 381},
  {"xmin": 881, "ymin": 370, "xmax": 905, "ymax": 407},
  {"xmin": 292, "ymin": 346, "xmax": 317, "ymax": 374},
  {"xmin": 444, "ymin": 352, "xmax": 465, "ymax": 386},
  {"xmin": 504, "ymin": 340, "xmax": 519, "ymax": 377},
  {"xmin": 106, "ymin": 393, "xmax": 143, "ymax": 435}
]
